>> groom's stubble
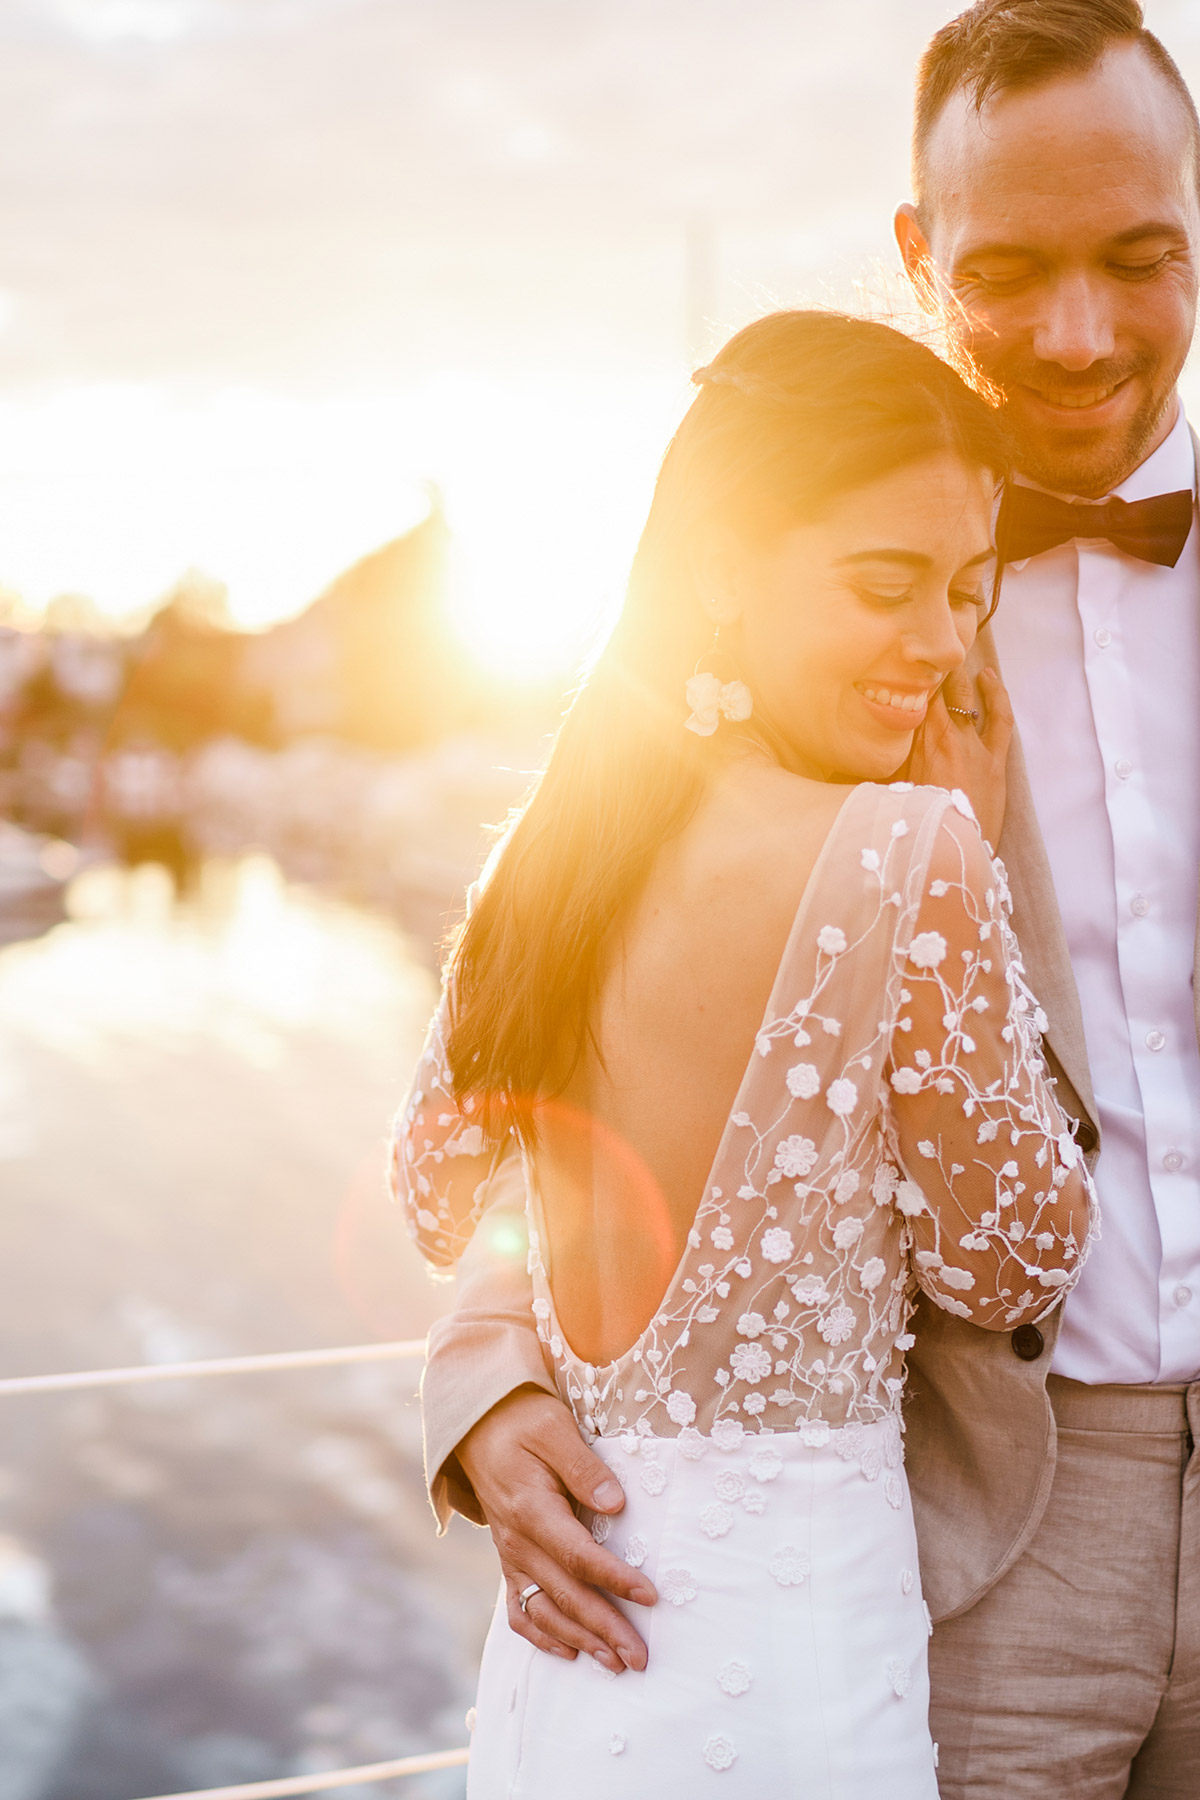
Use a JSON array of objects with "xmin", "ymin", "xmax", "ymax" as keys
[{"xmin": 897, "ymin": 40, "xmax": 1200, "ymax": 498}]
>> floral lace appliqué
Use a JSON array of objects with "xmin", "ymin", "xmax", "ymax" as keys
[
  {"xmin": 660, "ymin": 1568, "xmax": 698, "ymax": 1607},
  {"xmin": 393, "ymin": 784, "xmax": 1095, "ymax": 1452},
  {"xmin": 702, "ymin": 1734, "xmax": 738, "ymax": 1772},
  {"xmin": 768, "ymin": 1545, "xmax": 810, "ymax": 1587},
  {"xmin": 716, "ymin": 1660, "xmax": 753, "ymax": 1697}
]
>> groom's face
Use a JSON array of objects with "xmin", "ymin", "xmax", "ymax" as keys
[{"xmin": 899, "ymin": 43, "xmax": 1200, "ymax": 496}]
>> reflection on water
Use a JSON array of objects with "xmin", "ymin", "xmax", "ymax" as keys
[
  {"xmin": 2, "ymin": 856, "xmax": 436, "ymax": 1083},
  {"xmin": 0, "ymin": 859, "xmax": 491, "ymax": 1800}
]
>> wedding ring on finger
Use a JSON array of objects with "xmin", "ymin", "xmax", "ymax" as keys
[
  {"xmin": 946, "ymin": 704, "xmax": 979, "ymax": 722},
  {"xmin": 518, "ymin": 1582, "xmax": 543, "ymax": 1615}
]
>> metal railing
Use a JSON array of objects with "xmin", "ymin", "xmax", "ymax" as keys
[
  {"xmin": 4, "ymin": 1337, "xmax": 471, "ymax": 1796},
  {"xmin": 0, "ymin": 1339, "xmax": 427, "ymax": 1398},
  {"xmin": 138, "ymin": 1750, "xmax": 470, "ymax": 1800}
]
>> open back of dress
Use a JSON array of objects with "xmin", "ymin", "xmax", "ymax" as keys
[{"xmin": 394, "ymin": 779, "xmax": 1094, "ymax": 1798}]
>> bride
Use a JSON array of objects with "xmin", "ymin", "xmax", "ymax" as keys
[{"xmin": 392, "ymin": 310, "xmax": 1095, "ymax": 1796}]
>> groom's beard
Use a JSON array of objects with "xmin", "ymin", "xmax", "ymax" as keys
[{"xmin": 983, "ymin": 350, "xmax": 1179, "ymax": 498}]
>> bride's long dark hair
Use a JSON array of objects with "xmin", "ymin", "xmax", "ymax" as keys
[{"xmin": 445, "ymin": 310, "xmax": 1006, "ymax": 1142}]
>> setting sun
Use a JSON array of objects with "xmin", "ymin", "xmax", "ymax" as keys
[{"xmin": 0, "ymin": 372, "xmax": 681, "ymax": 686}]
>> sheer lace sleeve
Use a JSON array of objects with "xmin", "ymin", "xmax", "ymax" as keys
[
  {"xmin": 389, "ymin": 984, "xmax": 509, "ymax": 1270},
  {"xmin": 885, "ymin": 798, "xmax": 1095, "ymax": 1330}
]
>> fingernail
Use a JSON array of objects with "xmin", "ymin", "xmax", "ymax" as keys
[
  {"xmin": 593, "ymin": 1479, "xmax": 623, "ymax": 1511},
  {"xmin": 631, "ymin": 1585, "xmax": 656, "ymax": 1606},
  {"xmin": 619, "ymin": 1645, "xmax": 644, "ymax": 1671},
  {"xmin": 551, "ymin": 1646, "xmax": 575, "ymax": 1660},
  {"xmin": 596, "ymin": 1651, "xmax": 622, "ymax": 1675}
]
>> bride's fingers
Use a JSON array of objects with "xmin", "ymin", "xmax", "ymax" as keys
[
  {"xmin": 938, "ymin": 688, "xmax": 982, "ymax": 733},
  {"xmin": 916, "ymin": 691, "xmax": 954, "ymax": 754},
  {"xmin": 977, "ymin": 667, "xmax": 1013, "ymax": 759},
  {"xmin": 940, "ymin": 675, "xmax": 977, "ymax": 721}
]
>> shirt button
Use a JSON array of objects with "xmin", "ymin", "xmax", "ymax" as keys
[
  {"xmin": 1163, "ymin": 1150, "xmax": 1185, "ymax": 1173},
  {"xmin": 1094, "ymin": 627, "xmax": 1113, "ymax": 648},
  {"xmin": 1146, "ymin": 1030, "xmax": 1167, "ymax": 1052},
  {"xmin": 1131, "ymin": 894, "xmax": 1149, "ymax": 917},
  {"xmin": 1114, "ymin": 758, "xmax": 1133, "ymax": 780},
  {"xmin": 1174, "ymin": 1285, "xmax": 1192, "ymax": 1309}
]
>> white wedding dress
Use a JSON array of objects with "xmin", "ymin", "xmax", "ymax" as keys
[{"xmin": 394, "ymin": 782, "xmax": 1094, "ymax": 1796}]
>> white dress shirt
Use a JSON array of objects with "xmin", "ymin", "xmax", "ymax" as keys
[{"xmin": 992, "ymin": 403, "xmax": 1200, "ymax": 1386}]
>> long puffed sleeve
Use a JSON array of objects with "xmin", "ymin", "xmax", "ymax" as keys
[
  {"xmin": 389, "ymin": 984, "xmax": 509, "ymax": 1269},
  {"xmin": 885, "ymin": 802, "xmax": 1096, "ymax": 1330}
]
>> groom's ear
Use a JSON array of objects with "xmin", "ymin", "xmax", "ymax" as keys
[{"xmin": 894, "ymin": 204, "xmax": 939, "ymax": 313}]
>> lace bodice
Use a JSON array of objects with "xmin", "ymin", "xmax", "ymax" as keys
[{"xmin": 393, "ymin": 782, "xmax": 1095, "ymax": 1443}]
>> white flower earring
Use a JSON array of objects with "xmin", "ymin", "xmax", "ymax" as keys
[
  {"xmin": 685, "ymin": 670, "xmax": 754, "ymax": 736},
  {"xmin": 684, "ymin": 600, "xmax": 753, "ymax": 737}
]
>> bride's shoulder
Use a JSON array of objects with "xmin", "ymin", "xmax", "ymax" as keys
[
  {"xmin": 865, "ymin": 781, "xmax": 1000, "ymax": 910},
  {"xmin": 855, "ymin": 779, "xmax": 990, "ymax": 855},
  {"xmin": 704, "ymin": 767, "xmax": 968, "ymax": 868},
  {"xmin": 682, "ymin": 769, "xmax": 990, "ymax": 925},
  {"xmin": 709, "ymin": 763, "xmax": 848, "ymax": 870},
  {"xmin": 756, "ymin": 771, "xmax": 980, "ymax": 848}
]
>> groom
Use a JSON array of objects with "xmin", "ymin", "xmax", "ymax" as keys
[{"xmin": 415, "ymin": 3, "xmax": 1200, "ymax": 1793}]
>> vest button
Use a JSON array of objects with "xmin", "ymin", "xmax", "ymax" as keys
[
  {"xmin": 1074, "ymin": 1120, "xmax": 1097, "ymax": 1155},
  {"xmin": 1011, "ymin": 1324, "xmax": 1045, "ymax": 1362}
]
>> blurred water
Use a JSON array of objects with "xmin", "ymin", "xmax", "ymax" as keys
[{"xmin": 0, "ymin": 859, "xmax": 496, "ymax": 1798}]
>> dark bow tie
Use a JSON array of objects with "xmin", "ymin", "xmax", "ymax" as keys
[{"xmin": 996, "ymin": 484, "xmax": 1194, "ymax": 569}]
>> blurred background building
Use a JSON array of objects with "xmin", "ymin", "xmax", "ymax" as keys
[{"xmin": 2, "ymin": 1, "xmax": 1200, "ymax": 1795}]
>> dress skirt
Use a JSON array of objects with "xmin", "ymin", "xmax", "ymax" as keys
[{"xmin": 466, "ymin": 1417, "xmax": 939, "ymax": 1797}]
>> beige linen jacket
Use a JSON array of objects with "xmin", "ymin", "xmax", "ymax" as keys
[{"xmin": 418, "ymin": 605, "xmax": 1200, "ymax": 1624}]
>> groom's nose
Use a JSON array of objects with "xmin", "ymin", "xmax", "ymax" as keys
[{"xmin": 1031, "ymin": 271, "xmax": 1117, "ymax": 370}]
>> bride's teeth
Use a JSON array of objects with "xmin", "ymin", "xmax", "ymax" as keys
[{"xmin": 862, "ymin": 686, "xmax": 927, "ymax": 713}]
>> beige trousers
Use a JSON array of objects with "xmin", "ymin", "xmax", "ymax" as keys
[{"xmin": 929, "ymin": 1376, "xmax": 1200, "ymax": 1798}]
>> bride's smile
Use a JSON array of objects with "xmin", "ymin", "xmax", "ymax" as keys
[
  {"xmin": 710, "ymin": 448, "xmax": 995, "ymax": 784},
  {"xmin": 393, "ymin": 308, "xmax": 1095, "ymax": 1798}
]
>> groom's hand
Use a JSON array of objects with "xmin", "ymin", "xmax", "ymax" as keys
[
  {"xmin": 907, "ymin": 667, "xmax": 1013, "ymax": 849},
  {"xmin": 457, "ymin": 1387, "xmax": 656, "ymax": 1674}
]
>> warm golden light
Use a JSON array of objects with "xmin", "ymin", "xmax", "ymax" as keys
[{"xmin": 0, "ymin": 373, "xmax": 681, "ymax": 685}]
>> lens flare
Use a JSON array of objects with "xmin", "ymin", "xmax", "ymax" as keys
[{"xmin": 529, "ymin": 1093, "xmax": 680, "ymax": 1368}]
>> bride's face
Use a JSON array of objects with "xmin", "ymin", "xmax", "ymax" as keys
[{"xmin": 729, "ymin": 450, "xmax": 995, "ymax": 782}]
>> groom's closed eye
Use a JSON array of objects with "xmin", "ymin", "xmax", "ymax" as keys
[{"xmin": 957, "ymin": 262, "xmax": 1039, "ymax": 296}]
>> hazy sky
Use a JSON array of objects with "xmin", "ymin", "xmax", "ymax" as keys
[
  {"xmin": 0, "ymin": 0, "xmax": 946, "ymax": 389},
  {"xmin": 3, "ymin": 0, "xmax": 1200, "ymax": 661}
]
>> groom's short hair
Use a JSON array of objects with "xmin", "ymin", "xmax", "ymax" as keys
[{"xmin": 913, "ymin": 0, "xmax": 1200, "ymax": 210}]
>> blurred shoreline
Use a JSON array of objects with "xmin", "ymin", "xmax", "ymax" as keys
[{"xmin": 0, "ymin": 502, "xmax": 565, "ymax": 965}]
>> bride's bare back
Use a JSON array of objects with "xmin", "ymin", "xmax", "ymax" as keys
[
  {"xmin": 545, "ymin": 759, "xmax": 849, "ymax": 1364},
  {"xmin": 398, "ymin": 775, "xmax": 1091, "ymax": 1442}
]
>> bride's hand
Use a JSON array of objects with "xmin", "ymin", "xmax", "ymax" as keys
[{"xmin": 905, "ymin": 667, "xmax": 1013, "ymax": 850}]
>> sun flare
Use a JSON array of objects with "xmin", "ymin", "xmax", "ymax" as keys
[{"xmin": 0, "ymin": 372, "xmax": 682, "ymax": 688}]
